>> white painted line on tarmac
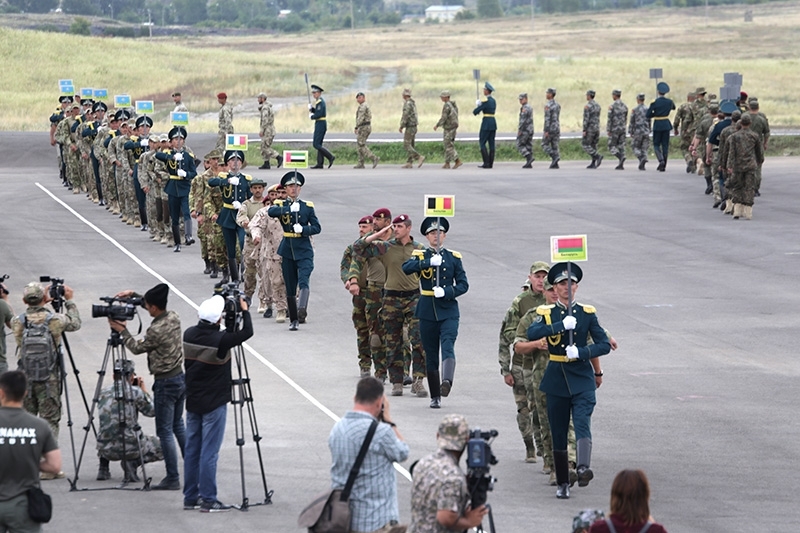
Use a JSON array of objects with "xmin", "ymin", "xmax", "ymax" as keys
[{"xmin": 36, "ymin": 182, "xmax": 413, "ymax": 481}]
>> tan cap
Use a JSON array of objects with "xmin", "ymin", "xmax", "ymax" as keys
[
  {"xmin": 440, "ymin": 90, "xmax": 451, "ymax": 98},
  {"xmin": 437, "ymin": 414, "xmax": 470, "ymax": 451},
  {"xmin": 402, "ymin": 88, "xmax": 412, "ymax": 97},
  {"xmin": 530, "ymin": 261, "xmax": 550, "ymax": 274},
  {"xmin": 23, "ymin": 282, "xmax": 45, "ymax": 304}
]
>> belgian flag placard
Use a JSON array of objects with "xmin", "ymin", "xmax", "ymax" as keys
[
  {"xmin": 283, "ymin": 150, "xmax": 309, "ymax": 169},
  {"xmin": 550, "ymin": 234, "xmax": 588, "ymax": 262},
  {"xmin": 424, "ymin": 195, "xmax": 455, "ymax": 217},
  {"xmin": 226, "ymin": 134, "xmax": 248, "ymax": 151}
]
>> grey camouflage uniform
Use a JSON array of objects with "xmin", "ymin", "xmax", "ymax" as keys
[
  {"xmin": 582, "ymin": 99, "xmax": 601, "ymax": 157},
  {"xmin": 400, "ymin": 97, "xmax": 422, "ymax": 164},
  {"xmin": 628, "ymin": 103, "xmax": 651, "ymax": 163},
  {"xmin": 355, "ymin": 101, "xmax": 378, "ymax": 167},
  {"xmin": 542, "ymin": 98, "xmax": 561, "ymax": 160},
  {"xmin": 96, "ymin": 380, "xmax": 163, "ymax": 464},
  {"xmin": 607, "ymin": 98, "xmax": 628, "ymax": 158},
  {"xmin": 516, "ymin": 103, "xmax": 534, "ymax": 159}
]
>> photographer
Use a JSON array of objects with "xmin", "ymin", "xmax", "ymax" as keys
[
  {"xmin": 11, "ymin": 282, "xmax": 81, "ymax": 457},
  {"xmin": 409, "ymin": 414, "xmax": 488, "ymax": 532},
  {"xmin": 0, "ymin": 277, "xmax": 14, "ymax": 374},
  {"xmin": 182, "ymin": 294, "xmax": 253, "ymax": 512},
  {"xmin": 96, "ymin": 360, "xmax": 163, "ymax": 482},
  {"xmin": 108, "ymin": 283, "xmax": 184, "ymax": 491}
]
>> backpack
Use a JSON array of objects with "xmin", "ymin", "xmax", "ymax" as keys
[{"xmin": 17, "ymin": 313, "xmax": 59, "ymax": 382}]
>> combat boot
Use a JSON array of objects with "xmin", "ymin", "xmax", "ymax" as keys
[
  {"xmin": 453, "ymin": 159, "xmax": 463, "ymax": 169},
  {"xmin": 638, "ymin": 158, "xmax": 646, "ymax": 171},
  {"xmin": 615, "ymin": 154, "xmax": 625, "ymax": 170},
  {"xmin": 704, "ymin": 176, "xmax": 713, "ymax": 194},
  {"xmin": 417, "ymin": 155, "xmax": 425, "ymax": 168},
  {"xmin": 258, "ymin": 161, "xmax": 270, "ymax": 169},
  {"xmin": 523, "ymin": 154, "xmax": 533, "ymax": 168},
  {"xmin": 276, "ymin": 156, "xmax": 283, "ymax": 168},
  {"xmin": 210, "ymin": 262, "xmax": 219, "ymax": 279},
  {"xmin": 586, "ymin": 156, "xmax": 596, "ymax": 169},
  {"xmin": 133, "ymin": 216, "xmax": 141, "ymax": 228},
  {"xmin": 220, "ymin": 264, "xmax": 229, "ymax": 283},
  {"xmin": 550, "ymin": 156, "xmax": 560, "ymax": 169},
  {"xmin": 275, "ymin": 309, "xmax": 286, "ymax": 323},
  {"xmin": 401, "ymin": 162, "xmax": 413, "ymax": 169},
  {"xmin": 411, "ymin": 377, "xmax": 427, "ymax": 398},
  {"xmin": 744, "ymin": 205, "xmax": 753, "ymax": 220},
  {"xmin": 97, "ymin": 458, "xmax": 111, "ymax": 481},
  {"xmin": 441, "ymin": 359, "xmax": 455, "ymax": 397},
  {"xmin": 372, "ymin": 156, "xmax": 380, "ymax": 169},
  {"xmin": 524, "ymin": 437, "xmax": 537, "ymax": 463},
  {"xmin": 478, "ymin": 148, "xmax": 489, "ymax": 168},
  {"xmin": 487, "ymin": 149, "xmax": 495, "ymax": 168},
  {"xmin": 287, "ymin": 297, "xmax": 299, "ymax": 330},
  {"xmin": 733, "ymin": 203, "xmax": 743, "ymax": 219},
  {"xmin": 576, "ymin": 438, "xmax": 594, "ymax": 487},
  {"xmin": 441, "ymin": 162, "xmax": 451, "ymax": 169},
  {"xmin": 391, "ymin": 382, "xmax": 403, "ymax": 396},
  {"xmin": 353, "ymin": 163, "xmax": 365, "ymax": 169},
  {"xmin": 595, "ymin": 154, "xmax": 604, "ymax": 168},
  {"xmin": 427, "ymin": 370, "xmax": 441, "ymax": 409},
  {"xmin": 203, "ymin": 259, "xmax": 212, "ymax": 275}
]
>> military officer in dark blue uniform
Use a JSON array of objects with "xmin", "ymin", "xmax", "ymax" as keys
[
  {"xmin": 526, "ymin": 263, "xmax": 610, "ymax": 500},
  {"xmin": 401, "ymin": 217, "xmax": 468, "ymax": 409},
  {"xmin": 267, "ymin": 171, "xmax": 321, "ymax": 331},
  {"xmin": 208, "ymin": 150, "xmax": 252, "ymax": 282},
  {"xmin": 154, "ymin": 126, "xmax": 197, "ymax": 253},
  {"xmin": 647, "ymin": 81, "xmax": 676, "ymax": 172},
  {"xmin": 473, "ymin": 81, "xmax": 498, "ymax": 169},
  {"xmin": 124, "ymin": 115, "xmax": 153, "ymax": 231},
  {"xmin": 308, "ymin": 84, "xmax": 335, "ymax": 169}
]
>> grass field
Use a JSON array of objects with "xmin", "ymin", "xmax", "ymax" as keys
[{"xmin": 3, "ymin": 1, "xmax": 800, "ymax": 134}]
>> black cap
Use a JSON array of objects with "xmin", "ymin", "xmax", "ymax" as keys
[
  {"xmin": 144, "ymin": 283, "xmax": 169, "ymax": 309},
  {"xmin": 547, "ymin": 262, "xmax": 583, "ymax": 285},
  {"xmin": 310, "ymin": 84, "xmax": 324, "ymax": 93},
  {"xmin": 135, "ymin": 116, "xmax": 154, "ymax": 128},
  {"xmin": 224, "ymin": 150, "xmax": 245, "ymax": 164},
  {"xmin": 280, "ymin": 171, "xmax": 305, "ymax": 187},
  {"xmin": 168, "ymin": 126, "xmax": 188, "ymax": 139},
  {"xmin": 59, "ymin": 95, "xmax": 73, "ymax": 104},
  {"xmin": 420, "ymin": 217, "xmax": 450, "ymax": 235}
]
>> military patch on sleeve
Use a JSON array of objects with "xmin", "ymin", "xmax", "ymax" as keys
[
  {"xmin": 534, "ymin": 315, "xmax": 543, "ymax": 323},
  {"xmin": 305, "ymin": 201, "xmax": 315, "ymax": 207}
]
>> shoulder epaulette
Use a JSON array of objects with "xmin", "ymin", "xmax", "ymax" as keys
[
  {"xmin": 305, "ymin": 201, "xmax": 315, "ymax": 207},
  {"xmin": 578, "ymin": 303, "xmax": 596, "ymax": 314},
  {"xmin": 450, "ymin": 250, "xmax": 462, "ymax": 259},
  {"xmin": 130, "ymin": 135, "xmax": 139, "ymax": 141},
  {"xmin": 244, "ymin": 174, "xmax": 252, "ymax": 181},
  {"xmin": 536, "ymin": 304, "xmax": 554, "ymax": 315},
  {"xmin": 218, "ymin": 172, "xmax": 229, "ymax": 178},
  {"xmin": 274, "ymin": 199, "xmax": 285, "ymax": 206},
  {"xmin": 187, "ymin": 150, "xmax": 195, "ymax": 158},
  {"xmin": 412, "ymin": 249, "xmax": 425, "ymax": 258}
]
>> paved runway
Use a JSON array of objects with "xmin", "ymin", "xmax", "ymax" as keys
[{"xmin": 2, "ymin": 132, "xmax": 797, "ymax": 532}]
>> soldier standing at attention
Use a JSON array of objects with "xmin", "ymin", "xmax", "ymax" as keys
[
  {"xmin": 606, "ymin": 90, "xmax": 628, "ymax": 170},
  {"xmin": 542, "ymin": 88, "xmax": 561, "ymax": 169},
  {"xmin": 154, "ymin": 126, "xmax": 197, "ymax": 253},
  {"xmin": 267, "ymin": 172, "xmax": 321, "ymax": 330},
  {"xmin": 190, "ymin": 150, "xmax": 224, "ymax": 276},
  {"xmin": 216, "ymin": 92, "xmax": 233, "ymax": 151},
  {"xmin": 582, "ymin": 90, "xmax": 603, "ymax": 169},
  {"xmin": 517, "ymin": 93, "xmax": 534, "ymax": 168},
  {"xmin": 399, "ymin": 88, "xmax": 424, "ymax": 168},
  {"xmin": 434, "ymin": 91, "xmax": 461, "ymax": 169},
  {"xmin": 172, "ymin": 92, "xmax": 188, "ymax": 113},
  {"xmin": 526, "ymin": 263, "xmax": 611, "ymax": 499},
  {"xmin": 647, "ymin": 82, "xmax": 676, "ymax": 172},
  {"xmin": 353, "ymin": 92, "xmax": 379, "ymax": 169},
  {"xmin": 402, "ymin": 218, "xmax": 468, "ymax": 409},
  {"xmin": 673, "ymin": 91, "xmax": 697, "ymax": 173},
  {"xmin": 626, "ymin": 93, "xmax": 650, "ymax": 171},
  {"xmin": 257, "ymin": 92, "xmax": 281, "ymax": 170},
  {"xmin": 473, "ymin": 82, "xmax": 497, "ymax": 169},
  {"xmin": 308, "ymin": 84, "xmax": 335, "ymax": 169}
]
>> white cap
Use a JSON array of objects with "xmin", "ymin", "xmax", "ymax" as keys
[{"xmin": 198, "ymin": 295, "xmax": 225, "ymax": 323}]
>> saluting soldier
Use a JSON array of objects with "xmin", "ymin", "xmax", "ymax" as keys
[
  {"xmin": 542, "ymin": 88, "xmax": 561, "ymax": 169},
  {"xmin": 517, "ymin": 93, "xmax": 534, "ymax": 169},
  {"xmin": 526, "ymin": 263, "xmax": 611, "ymax": 500},
  {"xmin": 582, "ymin": 90, "xmax": 603, "ymax": 169},
  {"xmin": 647, "ymin": 82, "xmax": 676, "ymax": 172},
  {"xmin": 208, "ymin": 151, "xmax": 252, "ymax": 280},
  {"xmin": 308, "ymin": 84, "xmax": 335, "ymax": 169},
  {"xmin": 154, "ymin": 126, "xmax": 197, "ymax": 252},
  {"xmin": 402, "ymin": 218, "xmax": 468, "ymax": 409},
  {"xmin": 473, "ymin": 82, "xmax": 497, "ymax": 169},
  {"xmin": 267, "ymin": 172, "xmax": 321, "ymax": 330},
  {"xmin": 399, "ymin": 88, "xmax": 424, "ymax": 168}
]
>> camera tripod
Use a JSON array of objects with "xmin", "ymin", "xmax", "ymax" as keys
[
  {"xmin": 230, "ymin": 340, "xmax": 273, "ymax": 510},
  {"xmin": 70, "ymin": 329, "xmax": 151, "ymax": 491}
]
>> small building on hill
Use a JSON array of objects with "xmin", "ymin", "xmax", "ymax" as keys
[{"xmin": 425, "ymin": 5, "xmax": 464, "ymax": 22}]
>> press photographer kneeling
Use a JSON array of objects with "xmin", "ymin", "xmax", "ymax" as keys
[{"xmin": 182, "ymin": 289, "xmax": 253, "ymax": 512}]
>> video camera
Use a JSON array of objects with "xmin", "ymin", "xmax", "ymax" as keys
[
  {"xmin": 466, "ymin": 428, "xmax": 498, "ymax": 508},
  {"xmin": 213, "ymin": 281, "xmax": 249, "ymax": 332},
  {"xmin": 0, "ymin": 274, "xmax": 8, "ymax": 296},
  {"xmin": 40, "ymin": 275, "xmax": 65, "ymax": 301},
  {"xmin": 92, "ymin": 296, "xmax": 143, "ymax": 322}
]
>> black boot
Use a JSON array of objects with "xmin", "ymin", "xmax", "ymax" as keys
[
  {"xmin": 554, "ymin": 450, "xmax": 570, "ymax": 499},
  {"xmin": 586, "ymin": 156, "xmax": 596, "ymax": 169},
  {"xmin": 595, "ymin": 154, "xmax": 604, "ymax": 168},
  {"xmin": 209, "ymin": 262, "xmax": 219, "ymax": 279},
  {"xmin": 638, "ymin": 157, "xmax": 646, "ymax": 171},
  {"xmin": 258, "ymin": 161, "xmax": 270, "ymax": 169},
  {"xmin": 427, "ymin": 370, "xmax": 441, "ymax": 408},
  {"xmin": 478, "ymin": 148, "xmax": 489, "ymax": 168},
  {"xmin": 441, "ymin": 359, "xmax": 455, "ymax": 397},
  {"xmin": 576, "ymin": 438, "xmax": 594, "ymax": 487},
  {"xmin": 276, "ymin": 156, "xmax": 283, "ymax": 168},
  {"xmin": 203, "ymin": 259, "xmax": 212, "ymax": 275},
  {"xmin": 550, "ymin": 156, "xmax": 560, "ymax": 169},
  {"xmin": 220, "ymin": 262, "xmax": 230, "ymax": 283},
  {"xmin": 97, "ymin": 457, "xmax": 111, "ymax": 481},
  {"xmin": 297, "ymin": 288, "xmax": 310, "ymax": 323},
  {"xmin": 319, "ymin": 147, "xmax": 335, "ymax": 168},
  {"xmin": 172, "ymin": 225, "xmax": 181, "ymax": 253},
  {"xmin": 228, "ymin": 258, "xmax": 239, "ymax": 283},
  {"xmin": 311, "ymin": 151, "xmax": 324, "ymax": 169},
  {"xmin": 615, "ymin": 154, "xmax": 625, "ymax": 170},
  {"xmin": 487, "ymin": 149, "xmax": 495, "ymax": 168},
  {"xmin": 523, "ymin": 154, "xmax": 533, "ymax": 168},
  {"xmin": 287, "ymin": 296, "xmax": 299, "ymax": 331}
]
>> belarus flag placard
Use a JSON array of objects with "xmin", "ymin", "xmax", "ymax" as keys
[
  {"xmin": 226, "ymin": 134, "xmax": 248, "ymax": 151},
  {"xmin": 550, "ymin": 235, "xmax": 588, "ymax": 262},
  {"xmin": 283, "ymin": 150, "xmax": 308, "ymax": 169},
  {"xmin": 424, "ymin": 195, "xmax": 455, "ymax": 217}
]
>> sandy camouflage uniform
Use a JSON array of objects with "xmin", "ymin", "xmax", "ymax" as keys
[
  {"xmin": 250, "ymin": 204, "xmax": 288, "ymax": 318},
  {"xmin": 236, "ymin": 196, "xmax": 266, "ymax": 299},
  {"xmin": 355, "ymin": 100, "xmax": 378, "ymax": 168},
  {"xmin": 400, "ymin": 95, "xmax": 422, "ymax": 165},
  {"xmin": 217, "ymin": 101, "xmax": 234, "ymax": 150},
  {"xmin": 436, "ymin": 99, "xmax": 459, "ymax": 165},
  {"xmin": 259, "ymin": 98, "xmax": 279, "ymax": 164},
  {"xmin": 673, "ymin": 96, "xmax": 696, "ymax": 170}
]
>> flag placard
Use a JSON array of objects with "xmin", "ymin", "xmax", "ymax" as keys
[
  {"xmin": 550, "ymin": 235, "xmax": 588, "ymax": 262},
  {"xmin": 80, "ymin": 87, "xmax": 94, "ymax": 98},
  {"xmin": 170, "ymin": 112, "xmax": 189, "ymax": 126},
  {"xmin": 93, "ymin": 88, "xmax": 108, "ymax": 100},
  {"xmin": 226, "ymin": 134, "xmax": 248, "ymax": 151},
  {"xmin": 136, "ymin": 100, "xmax": 154, "ymax": 114},
  {"xmin": 114, "ymin": 94, "xmax": 132, "ymax": 108},
  {"xmin": 59, "ymin": 85, "xmax": 75, "ymax": 96},
  {"xmin": 283, "ymin": 150, "xmax": 308, "ymax": 169},
  {"xmin": 424, "ymin": 195, "xmax": 455, "ymax": 217},
  {"xmin": 59, "ymin": 79, "xmax": 73, "ymax": 88}
]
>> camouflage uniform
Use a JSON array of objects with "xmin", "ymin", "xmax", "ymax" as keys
[
  {"xmin": 192, "ymin": 167, "xmax": 226, "ymax": 265},
  {"xmin": 77, "ymin": 116, "xmax": 96, "ymax": 198},
  {"xmin": 139, "ymin": 147, "xmax": 159, "ymax": 240},
  {"xmin": 113, "ymin": 133, "xmax": 136, "ymax": 224},
  {"xmin": 606, "ymin": 97, "xmax": 628, "ymax": 161},
  {"xmin": 582, "ymin": 98, "xmax": 601, "ymax": 158},
  {"xmin": 258, "ymin": 99, "xmax": 279, "ymax": 163},
  {"xmin": 693, "ymin": 107, "xmax": 715, "ymax": 188},
  {"xmin": 400, "ymin": 96, "xmax": 422, "ymax": 164},
  {"xmin": 747, "ymin": 107, "xmax": 770, "ymax": 193},
  {"xmin": 96, "ymin": 380, "xmax": 163, "ymax": 464},
  {"xmin": 236, "ymin": 197, "xmax": 265, "ymax": 299},
  {"xmin": 250, "ymin": 205, "xmax": 287, "ymax": 314},
  {"xmin": 409, "ymin": 448, "xmax": 470, "ymax": 532},
  {"xmin": 725, "ymin": 124, "xmax": 764, "ymax": 214},
  {"xmin": 673, "ymin": 98, "xmax": 696, "ymax": 169},
  {"xmin": 355, "ymin": 101, "xmax": 378, "ymax": 168},
  {"xmin": 153, "ymin": 153, "xmax": 174, "ymax": 244},
  {"xmin": 11, "ymin": 299, "xmax": 82, "ymax": 440},
  {"xmin": 435, "ymin": 99, "xmax": 459, "ymax": 164},
  {"xmin": 54, "ymin": 114, "xmax": 80, "ymax": 191},
  {"xmin": 217, "ymin": 102, "xmax": 234, "ymax": 150},
  {"xmin": 542, "ymin": 97, "xmax": 561, "ymax": 161},
  {"xmin": 516, "ymin": 100, "xmax": 534, "ymax": 162},
  {"xmin": 103, "ymin": 129, "xmax": 121, "ymax": 214},
  {"xmin": 628, "ymin": 102, "xmax": 651, "ymax": 165}
]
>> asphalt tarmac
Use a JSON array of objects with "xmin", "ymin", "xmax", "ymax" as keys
[{"xmin": 2, "ymin": 132, "xmax": 797, "ymax": 532}]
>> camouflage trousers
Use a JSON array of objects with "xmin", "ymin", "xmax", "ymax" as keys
[
  {"xmin": 631, "ymin": 133, "xmax": 650, "ymax": 162},
  {"xmin": 146, "ymin": 185, "xmax": 164, "ymax": 239},
  {"xmin": 535, "ymin": 354, "xmax": 577, "ymax": 466},
  {"xmin": 403, "ymin": 127, "xmax": 421, "ymax": 163},
  {"xmin": 728, "ymin": 169, "xmax": 757, "ymax": 206},
  {"xmin": 352, "ymin": 287, "xmax": 387, "ymax": 377},
  {"xmin": 119, "ymin": 172, "xmax": 137, "ymax": 222},
  {"xmin": 82, "ymin": 155, "xmax": 96, "ymax": 197},
  {"xmin": 607, "ymin": 130, "xmax": 626, "ymax": 157},
  {"xmin": 242, "ymin": 239, "xmax": 259, "ymax": 299},
  {"xmin": 260, "ymin": 130, "xmax": 279, "ymax": 161},
  {"xmin": 680, "ymin": 132, "xmax": 694, "ymax": 164},
  {"xmin": 755, "ymin": 162, "xmax": 763, "ymax": 193},
  {"xmin": 216, "ymin": 132, "xmax": 227, "ymax": 151},
  {"xmin": 442, "ymin": 129, "xmax": 458, "ymax": 163},
  {"xmin": 103, "ymin": 158, "xmax": 118, "ymax": 204},
  {"xmin": 356, "ymin": 126, "xmax": 377, "ymax": 165},
  {"xmin": 582, "ymin": 130, "xmax": 600, "ymax": 157},
  {"xmin": 258, "ymin": 257, "xmax": 287, "ymax": 312},
  {"xmin": 65, "ymin": 149, "xmax": 81, "ymax": 191},
  {"xmin": 380, "ymin": 293, "xmax": 425, "ymax": 384},
  {"xmin": 712, "ymin": 150, "xmax": 722, "ymax": 201},
  {"xmin": 24, "ymin": 373, "xmax": 61, "ymax": 440},
  {"xmin": 199, "ymin": 220, "xmax": 226, "ymax": 264},
  {"xmin": 509, "ymin": 350, "xmax": 537, "ymax": 444},
  {"xmin": 98, "ymin": 433, "xmax": 163, "ymax": 464},
  {"xmin": 516, "ymin": 132, "xmax": 533, "ymax": 158},
  {"xmin": 542, "ymin": 133, "xmax": 560, "ymax": 159}
]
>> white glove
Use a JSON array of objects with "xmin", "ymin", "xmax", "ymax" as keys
[
  {"xmin": 140, "ymin": 138, "xmax": 149, "ymax": 147},
  {"xmin": 173, "ymin": 152, "xmax": 184, "ymax": 161},
  {"xmin": 309, "ymin": 113, "xmax": 314, "ymax": 119},
  {"xmin": 176, "ymin": 169, "xmax": 187, "ymax": 178},
  {"xmin": 308, "ymin": 104, "xmax": 314, "ymax": 111},
  {"xmin": 293, "ymin": 223, "xmax": 303, "ymax": 233},
  {"xmin": 433, "ymin": 286, "xmax": 445, "ymax": 298},
  {"xmin": 290, "ymin": 202, "xmax": 300, "ymax": 213},
  {"xmin": 232, "ymin": 201, "xmax": 242, "ymax": 210},
  {"xmin": 228, "ymin": 176, "xmax": 240, "ymax": 186},
  {"xmin": 562, "ymin": 315, "xmax": 577, "ymax": 330},
  {"xmin": 429, "ymin": 254, "xmax": 442, "ymax": 267},
  {"xmin": 566, "ymin": 345, "xmax": 579, "ymax": 360},
  {"xmin": 476, "ymin": 99, "xmax": 482, "ymax": 106}
]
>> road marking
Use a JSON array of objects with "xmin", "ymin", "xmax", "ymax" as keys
[
  {"xmin": 642, "ymin": 304, "xmax": 673, "ymax": 308},
  {"xmin": 36, "ymin": 182, "xmax": 413, "ymax": 480}
]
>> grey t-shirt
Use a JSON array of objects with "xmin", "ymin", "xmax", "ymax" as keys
[{"xmin": 0, "ymin": 407, "xmax": 58, "ymax": 500}]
